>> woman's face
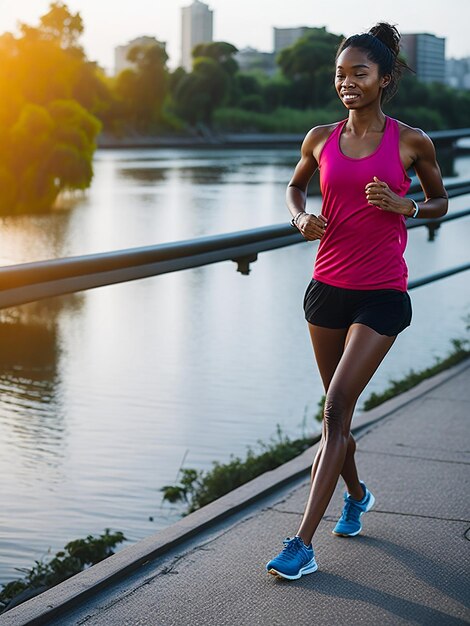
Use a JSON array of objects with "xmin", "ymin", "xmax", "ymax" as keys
[{"xmin": 335, "ymin": 46, "xmax": 390, "ymax": 109}]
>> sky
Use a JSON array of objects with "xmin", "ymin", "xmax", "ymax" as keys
[{"xmin": 0, "ymin": 0, "xmax": 467, "ymax": 73}]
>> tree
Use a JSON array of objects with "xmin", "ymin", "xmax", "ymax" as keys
[
  {"xmin": 113, "ymin": 42, "xmax": 169, "ymax": 132},
  {"xmin": 1, "ymin": 99, "xmax": 100, "ymax": 214},
  {"xmin": 277, "ymin": 28, "xmax": 343, "ymax": 108},
  {"xmin": 0, "ymin": 2, "xmax": 103, "ymax": 213},
  {"xmin": 14, "ymin": 2, "xmax": 111, "ymax": 118},
  {"xmin": 232, "ymin": 73, "xmax": 264, "ymax": 111},
  {"xmin": 192, "ymin": 42, "xmax": 238, "ymax": 76},
  {"xmin": 172, "ymin": 42, "xmax": 238, "ymax": 126},
  {"xmin": 19, "ymin": 1, "xmax": 84, "ymax": 52}
]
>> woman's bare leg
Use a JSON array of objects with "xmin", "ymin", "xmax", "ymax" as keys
[
  {"xmin": 307, "ymin": 324, "xmax": 363, "ymax": 501},
  {"xmin": 306, "ymin": 325, "xmax": 347, "ymax": 489},
  {"xmin": 297, "ymin": 323, "xmax": 396, "ymax": 546}
]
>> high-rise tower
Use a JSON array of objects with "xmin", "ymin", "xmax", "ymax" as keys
[
  {"xmin": 401, "ymin": 33, "xmax": 446, "ymax": 84},
  {"xmin": 181, "ymin": 0, "xmax": 213, "ymax": 72},
  {"xmin": 273, "ymin": 27, "xmax": 311, "ymax": 53}
]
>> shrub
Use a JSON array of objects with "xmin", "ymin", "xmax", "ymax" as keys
[
  {"xmin": 161, "ymin": 424, "xmax": 317, "ymax": 513},
  {"xmin": 0, "ymin": 529, "xmax": 126, "ymax": 614},
  {"xmin": 162, "ymin": 329, "xmax": 470, "ymax": 515},
  {"xmin": 363, "ymin": 338, "xmax": 470, "ymax": 410},
  {"xmin": 213, "ymin": 106, "xmax": 335, "ymax": 133}
]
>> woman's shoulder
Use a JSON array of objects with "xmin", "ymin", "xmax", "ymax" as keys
[
  {"xmin": 392, "ymin": 118, "xmax": 438, "ymax": 164},
  {"xmin": 304, "ymin": 121, "xmax": 343, "ymax": 144},
  {"xmin": 394, "ymin": 118, "xmax": 435, "ymax": 150},
  {"xmin": 302, "ymin": 121, "xmax": 344, "ymax": 161}
]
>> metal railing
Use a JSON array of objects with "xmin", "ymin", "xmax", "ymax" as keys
[
  {"xmin": 408, "ymin": 263, "xmax": 470, "ymax": 290},
  {"xmin": 0, "ymin": 180, "xmax": 469, "ymax": 310},
  {"xmin": 426, "ymin": 128, "xmax": 470, "ymax": 146},
  {"xmin": 408, "ymin": 179, "xmax": 470, "ymax": 240}
]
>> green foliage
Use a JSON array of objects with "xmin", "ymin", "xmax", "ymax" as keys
[
  {"xmin": 12, "ymin": 2, "xmax": 103, "ymax": 110},
  {"xmin": 113, "ymin": 42, "xmax": 169, "ymax": 132},
  {"xmin": 314, "ymin": 395, "xmax": 326, "ymax": 423},
  {"xmin": 2, "ymin": 8, "xmax": 470, "ymax": 204},
  {"xmin": 73, "ymin": 62, "xmax": 114, "ymax": 119},
  {"xmin": 362, "ymin": 338, "xmax": 470, "ymax": 410},
  {"xmin": 0, "ymin": 2, "xmax": 104, "ymax": 213},
  {"xmin": 19, "ymin": 1, "xmax": 84, "ymax": 51},
  {"xmin": 232, "ymin": 72, "xmax": 263, "ymax": 110},
  {"xmin": 385, "ymin": 74, "xmax": 470, "ymax": 129},
  {"xmin": 387, "ymin": 107, "xmax": 446, "ymax": 130},
  {"xmin": 213, "ymin": 106, "xmax": 337, "ymax": 133},
  {"xmin": 260, "ymin": 75, "xmax": 292, "ymax": 112},
  {"xmin": 162, "ymin": 326, "xmax": 469, "ymax": 517},
  {"xmin": 277, "ymin": 28, "xmax": 343, "ymax": 108},
  {"xmin": 168, "ymin": 66, "xmax": 187, "ymax": 99},
  {"xmin": 192, "ymin": 42, "xmax": 238, "ymax": 76},
  {"xmin": 0, "ymin": 529, "xmax": 126, "ymax": 614},
  {"xmin": 161, "ymin": 425, "xmax": 316, "ymax": 513},
  {"xmin": 175, "ymin": 57, "xmax": 230, "ymax": 125},
  {"xmin": 177, "ymin": 27, "xmax": 470, "ymax": 132},
  {"xmin": 171, "ymin": 42, "xmax": 238, "ymax": 127},
  {"xmin": 238, "ymin": 94, "xmax": 265, "ymax": 112},
  {"xmin": 0, "ymin": 98, "xmax": 100, "ymax": 214}
]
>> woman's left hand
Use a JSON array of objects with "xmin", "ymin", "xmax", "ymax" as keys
[{"xmin": 365, "ymin": 176, "xmax": 412, "ymax": 216}]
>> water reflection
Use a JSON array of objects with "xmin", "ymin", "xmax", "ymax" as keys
[
  {"xmin": 0, "ymin": 210, "xmax": 75, "ymax": 265},
  {"xmin": 117, "ymin": 167, "xmax": 168, "ymax": 184},
  {"xmin": 0, "ymin": 296, "xmax": 82, "ymax": 467},
  {"xmin": 178, "ymin": 165, "xmax": 230, "ymax": 184},
  {"xmin": 117, "ymin": 164, "xmax": 232, "ymax": 186}
]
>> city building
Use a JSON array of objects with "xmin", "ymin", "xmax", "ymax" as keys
[
  {"xmin": 235, "ymin": 47, "xmax": 276, "ymax": 76},
  {"xmin": 400, "ymin": 33, "xmax": 446, "ymax": 84},
  {"xmin": 446, "ymin": 57, "xmax": 470, "ymax": 90},
  {"xmin": 273, "ymin": 26, "xmax": 311, "ymax": 53},
  {"xmin": 181, "ymin": 0, "xmax": 213, "ymax": 72},
  {"xmin": 114, "ymin": 36, "xmax": 166, "ymax": 75}
]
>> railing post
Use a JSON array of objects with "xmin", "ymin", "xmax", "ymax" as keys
[
  {"xmin": 232, "ymin": 253, "xmax": 258, "ymax": 275},
  {"xmin": 427, "ymin": 223, "xmax": 441, "ymax": 241}
]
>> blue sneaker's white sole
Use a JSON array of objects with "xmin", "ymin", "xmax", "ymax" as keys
[
  {"xmin": 267, "ymin": 558, "xmax": 318, "ymax": 580},
  {"xmin": 332, "ymin": 492, "xmax": 376, "ymax": 537}
]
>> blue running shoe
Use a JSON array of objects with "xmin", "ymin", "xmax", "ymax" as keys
[
  {"xmin": 266, "ymin": 536, "xmax": 318, "ymax": 580},
  {"xmin": 332, "ymin": 481, "xmax": 375, "ymax": 537}
]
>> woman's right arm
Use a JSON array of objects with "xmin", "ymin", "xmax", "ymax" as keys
[{"xmin": 287, "ymin": 127, "xmax": 329, "ymax": 241}]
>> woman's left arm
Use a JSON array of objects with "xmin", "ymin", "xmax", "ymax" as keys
[
  {"xmin": 365, "ymin": 131, "xmax": 448, "ymax": 219},
  {"xmin": 407, "ymin": 131, "xmax": 448, "ymax": 219}
]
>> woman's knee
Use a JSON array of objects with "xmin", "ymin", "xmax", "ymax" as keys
[
  {"xmin": 347, "ymin": 433, "xmax": 356, "ymax": 454},
  {"xmin": 323, "ymin": 390, "xmax": 353, "ymax": 439}
]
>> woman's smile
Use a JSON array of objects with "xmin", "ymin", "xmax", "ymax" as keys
[{"xmin": 342, "ymin": 93, "xmax": 361, "ymax": 103}]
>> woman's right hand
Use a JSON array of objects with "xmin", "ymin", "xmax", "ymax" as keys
[{"xmin": 296, "ymin": 213, "xmax": 328, "ymax": 240}]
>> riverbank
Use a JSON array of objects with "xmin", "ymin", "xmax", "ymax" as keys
[
  {"xmin": 97, "ymin": 132, "xmax": 304, "ymax": 149},
  {"xmin": 3, "ymin": 333, "xmax": 469, "ymax": 615},
  {"xmin": 2, "ymin": 336, "xmax": 469, "ymax": 616},
  {"xmin": 96, "ymin": 129, "xmax": 470, "ymax": 150},
  {"xmin": 3, "ymin": 358, "xmax": 469, "ymax": 625}
]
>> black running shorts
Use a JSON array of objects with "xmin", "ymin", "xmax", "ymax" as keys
[{"xmin": 303, "ymin": 279, "xmax": 412, "ymax": 337}]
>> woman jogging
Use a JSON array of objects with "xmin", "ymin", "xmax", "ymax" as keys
[{"xmin": 266, "ymin": 22, "xmax": 448, "ymax": 580}]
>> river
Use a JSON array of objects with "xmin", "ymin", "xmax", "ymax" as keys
[{"xmin": 0, "ymin": 146, "xmax": 469, "ymax": 585}]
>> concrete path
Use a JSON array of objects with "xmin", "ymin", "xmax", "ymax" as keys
[{"xmin": 2, "ymin": 360, "xmax": 469, "ymax": 626}]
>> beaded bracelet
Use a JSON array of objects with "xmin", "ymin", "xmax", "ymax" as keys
[{"xmin": 290, "ymin": 211, "xmax": 307, "ymax": 228}]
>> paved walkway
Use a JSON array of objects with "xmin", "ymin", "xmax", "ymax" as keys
[{"xmin": 2, "ymin": 360, "xmax": 470, "ymax": 625}]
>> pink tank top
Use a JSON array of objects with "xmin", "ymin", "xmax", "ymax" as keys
[{"xmin": 313, "ymin": 116, "xmax": 411, "ymax": 291}]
